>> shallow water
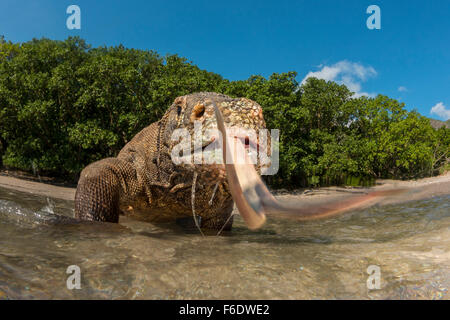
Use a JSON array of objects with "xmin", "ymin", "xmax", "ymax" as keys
[{"xmin": 0, "ymin": 186, "xmax": 448, "ymax": 299}]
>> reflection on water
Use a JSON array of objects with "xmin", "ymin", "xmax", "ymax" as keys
[{"xmin": 0, "ymin": 186, "xmax": 448, "ymax": 299}]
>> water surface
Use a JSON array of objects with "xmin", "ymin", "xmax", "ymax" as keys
[{"xmin": 0, "ymin": 186, "xmax": 448, "ymax": 299}]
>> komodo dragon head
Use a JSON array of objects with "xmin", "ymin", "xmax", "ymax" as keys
[{"xmin": 164, "ymin": 93, "xmax": 270, "ymax": 180}]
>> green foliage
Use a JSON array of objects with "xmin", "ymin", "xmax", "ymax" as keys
[
  {"xmin": 225, "ymin": 76, "xmax": 449, "ymax": 186},
  {"xmin": 0, "ymin": 37, "xmax": 448, "ymax": 185},
  {"xmin": 0, "ymin": 37, "xmax": 223, "ymax": 178}
]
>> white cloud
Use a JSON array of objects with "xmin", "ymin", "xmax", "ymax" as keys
[
  {"xmin": 301, "ymin": 60, "xmax": 377, "ymax": 98},
  {"xmin": 430, "ymin": 102, "xmax": 450, "ymax": 120},
  {"xmin": 398, "ymin": 86, "xmax": 408, "ymax": 92}
]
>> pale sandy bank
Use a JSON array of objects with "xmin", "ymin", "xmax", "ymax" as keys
[{"xmin": 0, "ymin": 171, "xmax": 448, "ymax": 207}]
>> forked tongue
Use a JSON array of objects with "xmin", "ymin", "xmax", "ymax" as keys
[
  {"xmin": 212, "ymin": 103, "xmax": 408, "ymax": 230},
  {"xmin": 212, "ymin": 102, "xmax": 267, "ymax": 229}
]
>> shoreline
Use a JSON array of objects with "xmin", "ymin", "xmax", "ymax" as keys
[
  {"xmin": 0, "ymin": 170, "xmax": 449, "ymax": 206},
  {"xmin": 0, "ymin": 171, "xmax": 76, "ymax": 201},
  {"xmin": 269, "ymin": 171, "xmax": 450, "ymax": 209}
]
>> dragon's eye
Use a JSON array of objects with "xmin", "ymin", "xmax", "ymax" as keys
[{"xmin": 177, "ymin": 106, "xmax": 182, "ymax": 116}]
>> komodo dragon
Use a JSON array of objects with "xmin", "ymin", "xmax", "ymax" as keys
[
  {"xmin": 75, "ymin": 92, "xmax": 401, "ymax": 231},
  {"xmin": 75, "ymin": 92, "xmax": 268, "ymax": 230}
]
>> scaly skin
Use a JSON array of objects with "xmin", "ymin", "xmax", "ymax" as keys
[{"xmin": 75, "ymin": 92, "xmax": 267, "ymax": 230}]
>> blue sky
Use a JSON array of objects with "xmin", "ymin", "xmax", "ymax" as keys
[{"xmin": 1, "ymin": 0, "xmax": 449, "ymax": 120}]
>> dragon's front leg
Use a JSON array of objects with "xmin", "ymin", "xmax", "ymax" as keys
[{"xmin": 75, "ymin": 158, "xmax": 140, "ymax": 222}]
